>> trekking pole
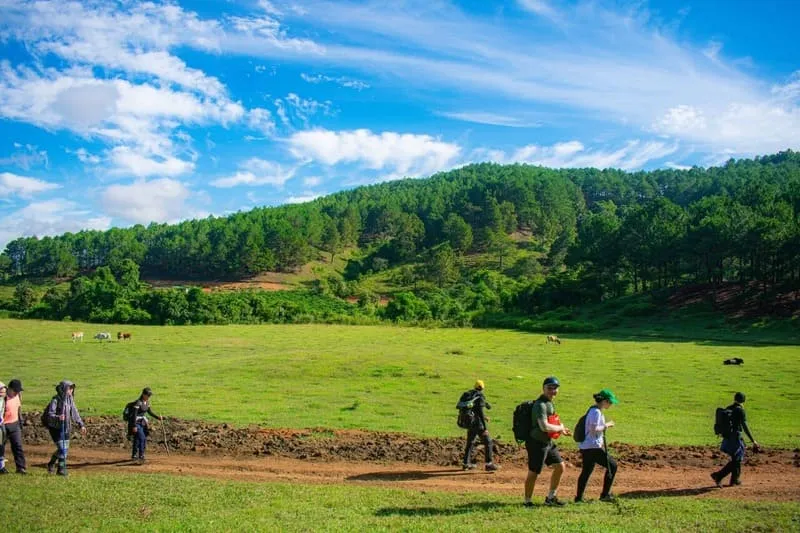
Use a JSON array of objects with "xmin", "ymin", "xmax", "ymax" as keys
[{"xmin": 161, "ymin": 419, "xmax": 171, "ymax": 456}]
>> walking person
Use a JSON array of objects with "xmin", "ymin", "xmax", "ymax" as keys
[
  {"xmin": 0, "ymin": 379, "xmax": 27, "ymax": 474},
  {"xmin": 461, "ymin": 380, "xmax": 499, "ymax": 472},
  {"xmin": 524, "ymin": 376, "xmax": 571, "ymax": 507},
  {"xmin": 0, "ymin": 382, "xmax": 6, "ymax": 474},
  {"xmin": 711, "ymin": 392, "xmax": 759, "ymax": 487},
  {"xmin": 43, "ymin": 380, "xmax": 87, "ymax": 476},
  {"xmin": 575, "ymin": 389, "xmax": 619, "ymax": 503},
  {"xmin": 127, "ymin": 387, "xmax": 162, "ymax": 464}
]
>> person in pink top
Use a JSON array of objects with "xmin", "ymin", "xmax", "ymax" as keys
[{"xmin": 1, "ymin": 379, "xmax": 27, "ymax": 474}]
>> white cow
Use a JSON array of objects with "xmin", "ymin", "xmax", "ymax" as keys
[
  {"xmin": 71, "ymin": 331, "xmax": 84, "ymax": 342},
  {"xmin": 94, "ymin": 332, "xmax": 112, "ymax": 341}
]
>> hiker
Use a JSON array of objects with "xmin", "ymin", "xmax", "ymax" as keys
[
  {"xmin": 127, "ymin": 387, "xmax": 163, "ymax": 464},
  {"xmin": 0, "ymin": 379, "xmax": 27, "ymax": 474},
  {"xmin": 44, "ymin": 380, "xmax": 87, "ymax": 476},
  {"xmin": 0, "ymin": 382, "xmax": 6, "ymax": 474},
  {"xmin": 575, "ymin": 389, "xmax": 619, "ymax": 503},
  {"xmin": 461, "ymin": 380, "xmax": 499, "ymax": 472},
  {"xmin": 524, "ymin": 376, "xmax": 571, "ymax": 507},
  {"xmin": 711, "ymin": 392, "xmax": 760, "ymax": 487}
]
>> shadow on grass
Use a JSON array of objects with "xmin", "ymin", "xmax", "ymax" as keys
[
  {"xmin": 621, "ymin": 486, "xmax": 717, "ymax": 499},
  {"xmin": 347, "ymin": 468, "xmax": 487, "ymax": 482},
  {"xmin": 376, "ymin": 501, "xmax": 512, "ymax": 517}
]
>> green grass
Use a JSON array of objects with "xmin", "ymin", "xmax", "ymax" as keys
[
  {"xmin": 2, "ymin": 472, "xmax": 798, "ymax": 532},
  {"xmin": 3, "ymin": 319, "xmax": 798, "ymax": 447}
]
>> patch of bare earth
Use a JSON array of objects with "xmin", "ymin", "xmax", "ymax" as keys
[
  {"xmin": 668, "ymin": 282, "xmax": 800, "ymax": 319},
  {"xmin": 23, "ymin": 417, "xmax": 800, "ymax": 502}
]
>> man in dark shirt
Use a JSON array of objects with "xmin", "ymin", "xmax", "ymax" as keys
[
  {"xmin": 711, "ymin": 392, "xmax": 759, "ymax": 487},
  {"xmin": 461, "ymin": 380, "xmax": 499, "ymax": 472},
  {"xmin": 524, "ymin": 376, "xmax": 571, "ymax": 507}
]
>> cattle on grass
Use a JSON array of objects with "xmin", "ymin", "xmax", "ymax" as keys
[
  {"xmin": 117, "ymin": 332, "xmax": 132, "ymax": 341},
  {"xmin": 94, "ymin": 332, "xmax": 112, "ymax": 341},
  {"xmin": 71, "ymin": 331, "xmax": 84, "ymax": 342},
  {"xmin": 723, "ymin": 357, "xmax": 744, "ymax": 365},
  {"xmin": 546, "ymin": 335, "xmax": 561, "ymax": 345}
]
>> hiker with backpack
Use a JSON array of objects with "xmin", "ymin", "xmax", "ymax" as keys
[
  {"xmin": 43, "ymin": 380, "xmax": 86, "ymax": 476},
  {"xmin": 0, "ymin": 382, "xmax": 6, "ymax": 474},
  {"xmin": 125, "ymin": 387, "xmax": 163, "ymax": 464},
  {"xmin": 522, "ymin": 376, "xmax": 571, "ymax": 507},
  {"xmin": 711, "ymin": 392, "xmax": 760, "ymax": 487},
  {"xmin": 574, "ymin": 389, "xmax": 619, "ymax": 503},
  {"xmin": 0, "ymin": 379, "xmax": 27, "ymax": 474},
  {"xmin": 458, "ymin": 380, "xmax": 499, "ymax": 472}
]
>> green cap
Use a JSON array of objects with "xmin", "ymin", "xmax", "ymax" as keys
[{"xmin": 596, "ymin": 388, "xmax": 619, "ymax": 404}]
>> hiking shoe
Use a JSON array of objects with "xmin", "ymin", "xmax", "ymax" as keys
[
  {"xmin": 47, "ymin": 462, "xmax": 56, "ymax": 474},
  {"xmin": 462, "ymin": 463, "xmax": 477, "ymax": 470},
  {"xmin": 0, "ymin": 468, "xmax": 8, "ymax": 474},
  {"xmin": 574, "ymin": 497, "xmax": 586, "ymax": 504},
  {"xmin": 544, "ymin": 496, "xmax": 566, "ymax": 507},
  {"xmin": 523, "ymin": 501, "xmax": 534, "ymax": 508},
  {"xmin": 599, "ymin": 494, "xmax": 617, "ymax": 502},
  {"xmin": 485, "ymin": 463, "xmax": 500, "ymax": 472},
  {"xmin": 56, "ymin": 469, "xmax": 68, "ymax": 477},
  {"xmin": 710, "ymin": 473, "xmax": 722, "ymax": 488},
  {"xmin": 729, "ymin": 480, "xmax": 741, "ymax": 486},
  {"xmin": 16, "ymin": 469, "xmax": 27, "ymax": 475}
]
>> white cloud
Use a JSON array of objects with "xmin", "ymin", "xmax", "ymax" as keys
[
  {"xmin": 274, "ymin": 93, "xmax": 333, "ymax": 128},
  {"xmin": 247, "ymin": 108, "xmax": 276, "ymax": 135},
  {"xmin": 286, "ymin": 192, "xmax": 322, "ymax": 204},
  {"xmin": 0, "ymin": 199, "xmax": 111, "ymax": 249},
  {"xmin": 0, "ymin": 144, "xmax": 48, "ymax": 170},
  {"xmin": 109, "ymin": 147, "xmax": 194, "ymax": 178},
  {"xmin": 0, "ymin": 172, "xmax": 60, "ymax": 198},
  {"xmin": 517, "ymin": 0, "xmax": 563, "ymax": 24},
  {"xmin": 232, "ymin": 0, "xmax": 800, "ymax": 156},
  {"xmin": 438, "ymin": 111, "xmax": 539, "ymax": 128},
  {"xmin": 101, "ymin": 178, "xmax": 196, "ymax": 224},
  {"xmin": 483, "ymin": 139, "xmax": 677, "ymax": 170},
  {"xmin": 68, "ymin": 148, "xmax": 101, "ymax": 165},
  {"xmin": 300, "ymin": 73, "xmax": 369, "ymax": 90},
  {"xmin": 288, "ymin": 128, "xmax": 462, "ymax": 177},
  {"xmin": 210, "ymin": 158, "xmax": 295, "ymax": 188},
  {"xmin": 665, "ymin": 162, "xmax": 693, "ymax": 170},
  {"xmin": 303, "ymin": 176, "xmax": 322, "ymax": 187}
]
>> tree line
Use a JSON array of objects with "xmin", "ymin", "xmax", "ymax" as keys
[{"xmin": 2, "ymin": 151, "xmax": 799, "ymax": 314}]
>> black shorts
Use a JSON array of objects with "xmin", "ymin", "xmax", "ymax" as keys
[{"xmin": 525, "ymin": 439, "xmax": 563, "ymax": 474}]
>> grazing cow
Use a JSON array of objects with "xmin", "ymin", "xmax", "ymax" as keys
[
  {"xmin": 94, "ymin": 332, "xmax": 112, "ymax": 341},
  {"xmin": 546, "ymin": 335, "xmax": 561, "ymax": 345},
  {"xmin": 71, "ymin": 331, "xmax": 84, "ymax": 342},
  {"xmin": 117, "ymin": 332, "xmax": 132, "ymax": 341},
  {"xmin": 723, "ymin": 357, "xmax": 744, "ymax": 366}
]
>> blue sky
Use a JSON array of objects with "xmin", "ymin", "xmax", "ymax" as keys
[{"xmin": 1, "ymin": 0, "xmax": 799, "ymax": 248}]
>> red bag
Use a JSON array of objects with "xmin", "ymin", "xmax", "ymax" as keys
[{"xmin": 547, "ymin": 413, "xmax": 562, "ymax": 439}]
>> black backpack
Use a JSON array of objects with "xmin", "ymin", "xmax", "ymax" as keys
[
  {"xmin": 573, "ymin": 406, "xmax": 599, "ymax": 442},
  {"xmin": 512, "ymin": 400, "xmax": 535, "ymax": 443},
  {"xmin": 714, "ymin": 407, "xmax": 734, "ymax": 438},
  {"xmin": 122, "ymin": 401, "xmax": 137, "ymax": 423},
  {"xmin": 456, "ymin": 390, "xmax": 479, "ymax": 429},
  {"xmin": 40, "ymin": 398, "xmax": 56, "ymax": 429}
]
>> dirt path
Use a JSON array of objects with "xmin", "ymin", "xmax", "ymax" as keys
[{"xmin": 23, "ymin": 446, "xmax": 800, "ymax": 502}]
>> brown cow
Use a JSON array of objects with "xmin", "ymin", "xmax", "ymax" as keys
[
  {"xmin": 117, "ymin": 332, "xmax": 132, "ymax": 341},
  {"xmin": 546, "ymin": 335, "xmax": 561, "ymax": 345}
]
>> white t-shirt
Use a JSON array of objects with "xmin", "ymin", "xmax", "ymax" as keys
[{"xmin": 579, "ymin": 407, "xmax": 606, "ymax": 450}]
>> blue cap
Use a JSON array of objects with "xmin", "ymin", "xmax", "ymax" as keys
[{"xmin": 543, "ymin": 376, "xmax": 560, "ymax": 387}]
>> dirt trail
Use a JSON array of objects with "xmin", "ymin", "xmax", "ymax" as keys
[{"xmin": 22, "ymin": 417, "xmax": 800, "ymax": 502}]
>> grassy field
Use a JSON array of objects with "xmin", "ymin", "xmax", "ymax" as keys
[
  {"xmin": 2, "ymin": 472, "xmax": 798, "ymax": 532},
  {"xmin": 2, "ymin": 319, "xmax": 798, "ymax": 447}
]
